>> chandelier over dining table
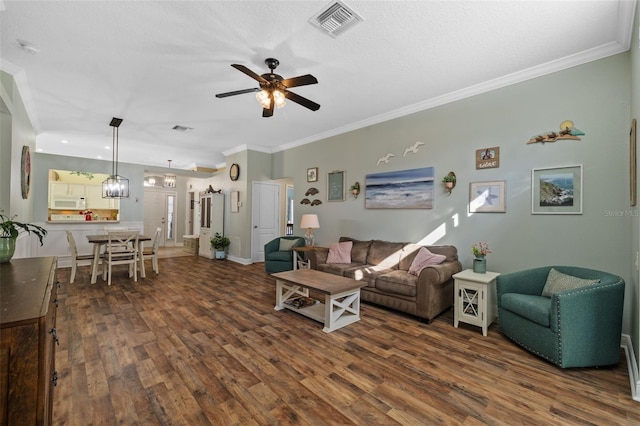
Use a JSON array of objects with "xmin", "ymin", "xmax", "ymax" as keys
[{"xmin": 102, "ymin": 117, "xmax": 130, "ymax": 198}]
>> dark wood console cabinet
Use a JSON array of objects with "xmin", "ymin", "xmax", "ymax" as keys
[{"xmin": 1, "ymin": 257, "xmax": 58, "ymax": 425}]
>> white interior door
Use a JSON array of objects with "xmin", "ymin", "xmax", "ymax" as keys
[
  {"xmin": 251, "ymin": 182, "xmax": 280, "ymax": 262},
  {"xmin": 143, "ymin": 189, "xmax": 176, "ymax": 247}
]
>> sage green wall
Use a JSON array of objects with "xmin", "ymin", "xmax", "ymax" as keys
[
  {"xmin": 0, "ymin": 71, "xmax": 36, "ymax": 223},
  {"xmin": 274, "ymin": 53, "xmax": 633, "ymax": 334},
  {"xmin": 629, "ymin": 4, "xmax": 640, "ymax": 374},
  {"xmin": 33, "ymin": 153, "xmax": 146, "ymax": 222}
]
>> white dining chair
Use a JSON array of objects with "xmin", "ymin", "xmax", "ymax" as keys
[
  {"xmin": 141, "ymin": 227, "xmax": 162, "ymax": 274},
  {"xmin": 102, "ymin": 230, "xmax": 139, "ymax": 286},
  {"xmin": 66, "ymin": 230, "xmax": 98, "ymax": 284}
]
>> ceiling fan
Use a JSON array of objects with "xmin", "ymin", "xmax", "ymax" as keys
[{"xmin": 215, "ymin": 58, "xmax": 320, "ymax": 118}]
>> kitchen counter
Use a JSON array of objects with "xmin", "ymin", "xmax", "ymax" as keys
[{"xmin": 47, "ymin": 220, "xmax": 120, "ymax": 224}]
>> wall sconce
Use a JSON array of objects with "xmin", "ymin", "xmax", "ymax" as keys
[
  {"xmin": 442, "ymin": 171, "xmax": 456, "ymax": 195},
  {"xmin": 350, "ymin": 182, "xmax": 361, "ymax": 199}
]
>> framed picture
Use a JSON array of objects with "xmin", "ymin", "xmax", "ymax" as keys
[
  {"xmin": 631, "ymin": 118, "xmax": 637, "ymax": 207},
  {"xmin": 532, "ymin": 165, "xmax": 583, "ymax": 214},
  {"xmin": 469, "ymin": 181, "xmax": 506, "ymax": 213},
  {"xmin": 307, "ymin": 167, "xmax": 318, "ymax": 182},
  {"xmin": 327, "ymin": 170, "xmax": 345, "ymax": 201},
  {"xmin": 231, "ymin": 191, "xmax": 239, "ymax": 213},
  {"xmin": 365, "ymin": 167, "xmax": 434, "ymax": 209},
  {"xmin": 475, "ymin": 147, "xmax": 500, "ymax": 169}
]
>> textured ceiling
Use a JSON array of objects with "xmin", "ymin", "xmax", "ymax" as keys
[{"xmin": 0, "ymin": 1, "xmax": 635, "ymax": 171}]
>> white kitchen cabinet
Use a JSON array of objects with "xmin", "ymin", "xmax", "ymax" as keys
[{"xmin": 85, "ymin": 185, "xmax": 119, "ymax": 209}]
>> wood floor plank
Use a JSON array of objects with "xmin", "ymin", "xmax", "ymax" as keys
[{"xmin": 53, "ymin": 256, "xmax": 640, "ymax": 425}]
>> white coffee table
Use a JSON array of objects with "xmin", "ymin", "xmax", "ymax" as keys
[{"xmin": 272, "ymin": 269, "xmax": 366, "ymax": 333}]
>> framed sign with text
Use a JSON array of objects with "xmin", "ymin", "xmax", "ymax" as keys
[{"xmin": 476, "ymin": 147, "xmax": 500, "ymax": 169}]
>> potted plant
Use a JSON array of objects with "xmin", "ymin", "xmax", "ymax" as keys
[
  {"xmin": 210, "ymin": 232, "xmax": 231, "ymax": 259},
  {"xmin": 442, "ymin": 172, "xmax": 457, "ymax": 194},
  {"xmin": 471, "ymin": 242, "xmax": 491, "ymax": 274},
  {"xmin": 0, "ymin": 214, "xmax": 48, "ymax": 263}
]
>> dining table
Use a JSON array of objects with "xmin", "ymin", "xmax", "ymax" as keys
[{"xmin": 86, "ymin": 234, "xmax": 152, "ymax": 284}]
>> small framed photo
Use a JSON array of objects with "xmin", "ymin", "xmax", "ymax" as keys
[
  {"xmin": 231, "ymin": 191, "xmax": 239, "ymax": 213},
  {"xmin": 469, "ymin": 181, "xmax": 506, "ymax": 213},
  {"xmin": 307, "ymin": 167, "xmax": 318, "ymax": 182},
  {"xmin": 532, "ymin": 165, "xmax": 583, "ymax": 214},
  {"xmin": 327, "ymin": 170, "xmax": 345, "ymax": 201},
  {"xmin": 475, "ymin": 146, "xmax": 500, "ymax": 169}
]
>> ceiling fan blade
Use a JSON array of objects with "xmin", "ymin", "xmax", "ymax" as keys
[
  {"xmin": 280, "ymin": 74, "xmax": 318, "ymax": 88},
  {"xmin": 284, "ymin": 90, "xmax": 321, "ymax": 111},
  {"xmin": 215, "ymin": 88, "xmax": 260, "ymax": 98},
  {"xmin": 231, "ymin": 64, "xmax": 269, "ymax": 84}
]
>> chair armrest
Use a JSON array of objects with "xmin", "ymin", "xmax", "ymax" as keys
[
  {"xmin": 308, "ymin": 247, "xmax": 329, "ymax": 269},
  {"xmin": 551, "ymin": 280, "xmax": 625, "ymax": 365},
  {"xmin": 497, "ymin": 267, "xmax": 551, "ymax": 299}
]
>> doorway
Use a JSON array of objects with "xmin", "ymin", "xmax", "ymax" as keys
[
  {"xmin": 143, "ymin": 189, "xmax": 177, "ymax": 247},
  {"xmin": 251, "ymin": 181, "xmax": 280, "ymax": 262}
]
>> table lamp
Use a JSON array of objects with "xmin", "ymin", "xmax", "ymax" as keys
[{"xmin": 300, "ymin": 214, "xmax": 320, "ymax": 246}]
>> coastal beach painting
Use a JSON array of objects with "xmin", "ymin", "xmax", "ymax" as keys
[
  {"xmin": 365, "ymin": 166, "xmax": 434, "ymax": 209},
  {"xmin": 532, "ymin": 165, "xmax": 582, "ymax": 214}
]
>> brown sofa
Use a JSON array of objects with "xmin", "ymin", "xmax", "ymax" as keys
[{"xmin": 307, "ymin": 237, "xmax": 462, "ymax": 323}]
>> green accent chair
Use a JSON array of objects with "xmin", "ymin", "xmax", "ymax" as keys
[
  {"xmin": 264, "ymin": 236, "xmax": 305, "ymax": 274},
  {"xmin": 497, "ymin": 266, "xmax": 625, "ymax": 368}
]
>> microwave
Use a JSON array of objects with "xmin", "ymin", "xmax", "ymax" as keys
[{"xmin": 51, "ymin": 196, "xmax": 86, "ymax": 210}]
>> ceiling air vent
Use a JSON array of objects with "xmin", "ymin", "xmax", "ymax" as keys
[
  {"xmin": 172, "ymin": 125, "xmax": 193, "ymax": 132},
  {"xmin": 309, "ymin": 1, "xmax": 363, "ymax": 38}
]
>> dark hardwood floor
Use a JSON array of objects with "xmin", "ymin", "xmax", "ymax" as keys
[{"xmin": 53, "ymin": 256, "xmax": 639, "ymax": 425}]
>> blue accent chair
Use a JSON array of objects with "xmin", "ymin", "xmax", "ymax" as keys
[
  {"xmin": 497, "ymin": 266, "xmax": 625, "ymax": 368},
  {"xmin": 264, "ymin": 236, "xmax": 305, "ymax": 274}
]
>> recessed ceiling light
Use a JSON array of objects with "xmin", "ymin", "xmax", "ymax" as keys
[
  {"xmin": 36, "ymin": 148, "xmax": 44, "ymax": 152},
  {"xmin": 17, "ymin": 39, "xmax": 40, "ymax": 55},
  {"xmin": 60, "ymin": 140, "xmax": 69, "ymax": 144},
  {"xmin": 105, "ymin": 146, "xmax": 111, "ymax": 150},
  {"xmin": 97, "ymin": 155, "xmax": 102, "ymax": 159}
]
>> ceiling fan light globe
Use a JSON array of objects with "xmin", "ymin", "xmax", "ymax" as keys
[
  {"xmin": 256, "ymin": 90, "xmax": 271, "ymax": 109},
  {"xmin": 273, "ymin": 90, "xmax": 286, "ymax": 109}
]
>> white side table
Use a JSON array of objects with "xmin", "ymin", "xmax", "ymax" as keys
[{"xmin": 453, "ymin": 269, "xmax": 500, "ymax": 336}]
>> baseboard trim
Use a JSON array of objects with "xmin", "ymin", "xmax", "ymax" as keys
[
  {"xmin": 226, "ymin": 255, "xmax": 253, "ymax": 265},
  {"xmin": 621, "ymin": 334, "xmax": 640, "ymax": 402}
]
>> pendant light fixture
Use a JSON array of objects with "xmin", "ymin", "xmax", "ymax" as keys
[
  {"xmin": 102, "ymin": 117, "xmax": 130, "ymax": 198},
  {"xmin": 163, "ymin": 160, "xmax": 177, "ymax": 188}
]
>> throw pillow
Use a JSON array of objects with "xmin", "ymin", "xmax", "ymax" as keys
[
  {"xmin": 326, "ymin": 241, "xmax": 353, "ymax": 264},
  {"xmin": 541, "ymin": 268, "xmax": 600, "ymax": 297},
  {"xmin": 408, "ymin": 247, "xmax": 446, "ymax": 276},
  {"xmin": 279, "ymin": 238, "xmax": 298, "ymax": 251}
]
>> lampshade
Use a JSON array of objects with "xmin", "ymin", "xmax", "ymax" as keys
[
  {"xmin": 300, "ymin": 214, "xmax": 320, "ymax": 229},
  {"xmin": 102, "ymin": 117, "xmax": 129, "ymax": 198}
]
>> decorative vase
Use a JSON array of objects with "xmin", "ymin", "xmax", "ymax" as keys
[
  {"xmin": 215, "ymin": 249, "xmax": 226, "ymax": 260},
  {"xmin": 0, "ymin": 237, "xmax": 16, "ymax": 263},
  {"xmin": 473, "ymin": 256, "xmax": 486, "ymax": 274}
]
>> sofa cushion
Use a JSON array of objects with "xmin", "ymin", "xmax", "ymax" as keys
[
  {"xmin": 279, "ymin": 238, "xmax": 298, "ymax": 251},
  {"xmin": 367, "ymin": 240, "xmax": 404, "ymax": 269},
  {"xmin": 541, "ymin": 268, "xmax": 600, "ymax": 297},
  {"xmin": 327, "ymin": 241, "xmax": 353, "ymax": 264},
  {"xmin": 266, "ymin": 251, "xmax": 292, "ymax": 262},
  {"xmin": 408, "ymin": 247, "xmax": 446, "ymax": 276},
  {"xmin": 375, "ymin": 271, "xmax": 417, "ymax": 297},
  {"xmin": 339, "ymin": 237, "xmax": 372, "ymax": 264},
  {"xmin": 318, "ymin": 263, "xmax": 363, "ymax": 277},
  {"xmin": 343, "ymin": 265, "xmax": 393, "ymax": 288},
  {"xmin": 501, "ymin": 293, "xmax": 551, "ymax": 327}
]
